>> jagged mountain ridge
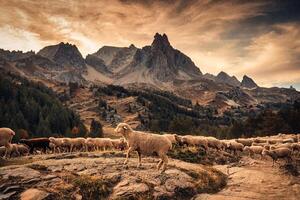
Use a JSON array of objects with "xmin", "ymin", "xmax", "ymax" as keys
[
  {"xmin": 37, "ymin": 42, "xmax": 86, "ymax": 70},
  {"xmin": 87, "ymin": 33, "xmax": 202, "ymax": 87},
  {"xmin": 0, "ymin": 33, "xmax": 299, "ymax": 110}
]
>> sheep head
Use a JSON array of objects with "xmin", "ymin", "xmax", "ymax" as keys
[{"xmin": 115, "ymin": 123, "xmax": 132, "ymax": 138}]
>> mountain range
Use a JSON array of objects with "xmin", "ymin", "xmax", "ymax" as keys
[{"xmin": 0, "ymin": 33, "xmax": 299, "ymax": 110}]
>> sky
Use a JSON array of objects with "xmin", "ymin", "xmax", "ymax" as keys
[{"xmin": 0, "ymin": 0, "xmax": 300, "ymax": 89}]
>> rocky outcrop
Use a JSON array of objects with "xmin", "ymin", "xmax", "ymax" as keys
[
  {"xmin": 137, "ymin": 33, "xmax": 202, "ymax": 81},
  {"xmin": 0, "ymin": 152, "xmax": 226, "ymax": 200},
  {"xmin": 87, "ymin": 45, "xmax": 137, "ymax": 74},
  {"xmin": 86, "ymin": 33, "xmax": 202, "ymax": 87},
  {"xmin": 0, "ymin": 49, "xmax": 35, "ymax": 62},
  {"xmin": 216, "ymin": 71, "xmax": 241, "ymax": 86},
  {"xmin": 37, "ymin": 42, "xmax": 86, "ymax": 70},
  {"xmin": 241, "ymin": 75, "xmax": 258, "ymax": 89}
]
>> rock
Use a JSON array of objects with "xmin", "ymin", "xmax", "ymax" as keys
[
  {"xmin": 111, "ymin": 180, "xmax": 149, "ymax": 199},
  {"xmin": 77, "ymin": 168, "xmax": 98, "ymax": 176},
  {"xmin": 64, "ymin": 163, "xmax": 86, "ymax": 172},
  {"xmin": 0, "ymin": 191, "xmax": 17, "ymax": 200},
  {"xmin": 42, "ymin": 174, "xmax": 58, "ymax": 180},
  {"xmin": 47, "ymin": 165, "xmax": 63, "ymax": 172},
  {"xmin": 165, "ymin": 178, "xmax": 194, "ymax": 193},
  {"xmin": 0, "ymin": 167, "xmax": 41, "ymax": 181},
  {"xmin": 3, "ymin": 185, "xmax": 21, "ymax": 193},
  {"xmin": 241, "ymin": 75, "xmax": 258, "ymax": 89},
  {"xmin": 216, "ymin": 71, "xmax": 241, "ymax": 86},
  {"xmin": 153, "ymin": 186, "xmax": 173, "ymax": 199},
  {"xmin": 20, "ymin": 188, "xmax": 49, "ymax": 200}
]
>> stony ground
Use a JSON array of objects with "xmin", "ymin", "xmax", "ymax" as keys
[
  {"xmin": 0, "ymin": 152, "xmax": 226, "ymax": 200},
  {"xmin": 194, "ymin": 156, "xmax": 300, "ymax": 200},
  {"xmin": 0, "ymin": 150, "xmax": 299, "ymax": 200}
]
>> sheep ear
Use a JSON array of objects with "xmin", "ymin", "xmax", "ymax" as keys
[{"xmin": 123, "ymin": 126, "xmax": 128, "ymax": 130}]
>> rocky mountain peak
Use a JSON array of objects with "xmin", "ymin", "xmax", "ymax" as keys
[
  {"xmin": 241, "ymin": 75, "xmax": 258, "ymax": 89},
  {"xmin": 216, "ymin": 71, "xmax": 241, "ymax": 86},
  {"xmin": 129, "ymin": 44, "xmax": 136, "ymax": 49},
  {"xmin": 151, "ymin": 33, "xmax": 171, "ymax": 50},
  {"xmin": 37, "ymin": 42, "xmax": 85, "ymax": 69}
]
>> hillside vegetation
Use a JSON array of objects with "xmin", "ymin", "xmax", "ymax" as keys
[{"xmin": 0, "ymin": 71, "xmax": 86, "ymax": 140}]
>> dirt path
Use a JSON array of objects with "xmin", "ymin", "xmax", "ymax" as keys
[{"xmin": 194, "ymin": 158, "xmax": 300, "ymax": 200}]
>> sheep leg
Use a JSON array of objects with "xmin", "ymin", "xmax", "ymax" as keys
[
  {"xmin": 160, "ymin": 154, "xmax": 168, "ymax": 172},
  {"xmin": 136, "ymin": 151, "xmax": 142, "ymax": 168},
  {"xmin": 3, "ymin": 144, "xmax": 11, "ymax": 158},
  {"xmin": 156, "ymin": 160, "xmax": 163, "ymax": 170},
  {"xmin": 124, "ymin": 147, "xmax": 133, "ymax": 165}
]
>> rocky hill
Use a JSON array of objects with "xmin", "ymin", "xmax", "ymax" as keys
[
  {"xmin": 37, "ymin": 42, "xmax": 86, "ymax": 70},
  {"xmin": 241, "ymin": 75, "xmax": 258, "ymax": 89}
]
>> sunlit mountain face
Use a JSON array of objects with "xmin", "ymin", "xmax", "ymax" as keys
[{"xmin": 0, "ymin": 0, "xmax": 299, "ymax": 90}]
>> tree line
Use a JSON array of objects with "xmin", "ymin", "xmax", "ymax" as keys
[{"xmin": 0, "ymin": 72, "xmax": 87, "ymax": 141}]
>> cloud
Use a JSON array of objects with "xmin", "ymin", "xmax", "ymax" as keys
[{"xmin": 0, "ymin": 0, "xmax": 299, "ymax": 89}]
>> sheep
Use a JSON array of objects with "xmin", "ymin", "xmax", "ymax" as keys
[
  {"xmin": 236, "ymin": 138, "xmax": 253, "ymax": 146},
  {"xmin": 110, "ymin": 138, "xmax": 127, "ymax": 150},
  {"xmin": 175, "ymin": 135, "xmax": 208, "ymax": 151},
  {"xmin": 267, "ymin": 138, "xmax": 283, "ymax": 145},
  {"xmin": 262, "ymin": 148, "xmax": 292, "ymax": 166},
  {"xmin": 243, "ymin": 146, "xmax": 264, "ymax": 159},
  {"xmin": 62, "ymin": 138, "xmax": 86, "ymax": 152},
  {"xmin": 226, "ymin": 141, "xmax": 244, "ymax": 155},
  {"xmin": 291, "ymin": 143, "xmax": 300, "ymax": 154},
  {"xmin": 84, "ymin": 138, "xmax": 113, "ymax": 151},
  {"xmin": 270, "ymin": 143, "xmax": 292, "ymax": 150},
  {"xmin": 115, "ymin": 123, "xmax": 172, "ymax": 172},
  {"xmin": 10, "ymin": 144, "xmax": 29, "ymax": 157},
  {"xmin": 206, "ymin": 137, "xmax": 223, "ymax": 151},
  {"xmin": 252, "ymin": 142, "xmax": 268, "ymax": 147},
  {"xmin": 163, "ymin": 134, "xmax": 177, "ymax": 145},
  {"xmin": 19, "ymin": 138, "xmax": 51, "ymax": 154},
  {"xmin": 0, "ymin": 146, "xmax": 6, "ymax": 157},
  {"xmin": 49, "ymin": 137, "xmax": 65, "ymax": 153},
  {"xmin": 85, "ymin": 138, "xmax": 96, "ymax": 151},
  {"xmin": 0, "ymin": 128, "xmax": 15, "ymax": 158},
  {"xmin": 282, "ymin": 138, "xmax": 294, "ymax": 143},
  {"xmin": 94, "ymin": 138, "xmax": 113, "ymax": 151},
  {"xmin": 254, "ymin": 138, "xmax": 267, "ymax": 143}
]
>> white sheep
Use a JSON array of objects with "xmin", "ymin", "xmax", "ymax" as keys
[
  {"xmin": 252, "ymin": 142, "xmax": 268, "ymax": 147},
  {"xmin": 175, "ymin": 135, "xmax": 208, "ymax": 150},
  {"xmin": 110, "ymin": 138, "xmax": 127, "ymax": 150},
  {"xmin": 254, "ymin": 138, "xmax": 267, "ymax": 143},
  {"xmin": 115, "ymin": 123, "xmax": 172, "ymax": 172},
  {"xmin": 10, "ymin": 144, "xmax": 29, "ymax": 157},
  {"xmin": 291, "ymin": 143, "xmax": 300, "ymax": 154},
  {"xmin": 267, "ymin": 138, "xmax": 283, "ymax": 145},
  {"xmin": 206, "ymin": 137, "xmax": 223, "ymax": 151},
  {"xmin": 226, "ymin": 141, "xmax": 244, "ymax": 155},
  {"xmin": 94, "ymin": 138, "xmax": 113, "ymax": 151},
  {"xmin": 163, "ymin": 134, "xmax": 177, "ymax": 145},
  {"xmin": 49, "ymin": 137, "xmax": 64, "ymax": 153},
  {"xmin": 62, "ymin": 137, "xmax": 86, "ymax": 152},
  {"xmin": 243, "ymin": 146, "xmax": 264, "ymax": 159},
  {"xmin": 0, "ymin": 128, "xmax": 15, "ymax": 158},
  {"xmin": 262, "ymin": 147, "xmax": 292, "ymax": 166},
  {"xmin": 236, "ymin": 138, "xmax": 253, "ymax": 146},
  {"xmin": 282, "ymin": 138, "xmax": 294, "ymax": 143},
  {"xmin": 85, "ymin": 137, "xmax": 96, "ymax": 151},
  {"xmin": 270, "ymin": 143, "xmax": 292, "ymax": 150}
]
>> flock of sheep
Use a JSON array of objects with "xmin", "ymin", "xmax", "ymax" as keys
[{"xmin": 1, "ymin": 124, "xmax": 300, "ymax": 172}]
